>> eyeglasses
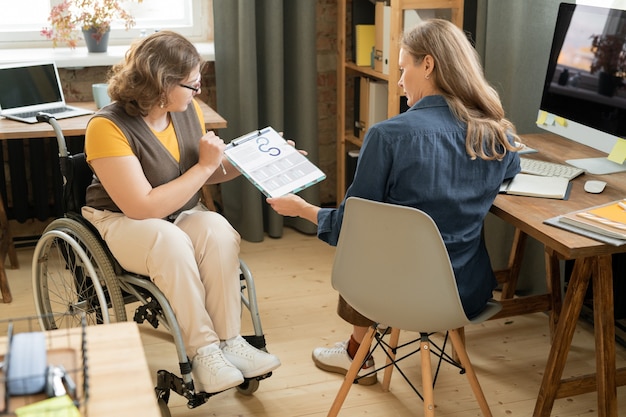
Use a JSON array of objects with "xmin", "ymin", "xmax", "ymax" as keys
[{"xmin": 179, "ymin": 82, "xmax": 201, "ymax": 94}]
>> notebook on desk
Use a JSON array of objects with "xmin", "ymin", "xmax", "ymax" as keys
[{"xmin": 0, "ymin": 61, "xmax": 93, "ymax": 124}]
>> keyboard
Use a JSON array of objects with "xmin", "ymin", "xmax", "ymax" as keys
[
  {"xmin": 14, "ymin": 107, "xmax": 70, "ymax": 118},
  {"xmin": 519, "ymin": 157, "xmax": 585, "ymax": 180}
]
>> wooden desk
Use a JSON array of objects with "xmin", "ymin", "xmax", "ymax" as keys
[
  {"xmin": 0, "ymin": 99, "xmax": 227, "ymax": 140},
  {"xmin": 491, "ymin": 133, "xmax": 626, "ymax": 417},
  {"xmin": 0, "ymin": 322, "xmax": 160, "ymax": 416}
]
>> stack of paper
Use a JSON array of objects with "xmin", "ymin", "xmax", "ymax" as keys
[{"xmin": 558, "ymin": 200, "xmax": 626, "ymax": 240}]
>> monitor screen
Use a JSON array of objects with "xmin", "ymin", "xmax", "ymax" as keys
[
  {"xmin": 538, "ymin": 2, "xmax": 626, "ymax": 174},
  {"xmin": 0, "ymin": 63, "xmax": 62, "ymax": 110}
]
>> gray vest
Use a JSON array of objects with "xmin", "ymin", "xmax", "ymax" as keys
[{"xmin": 85, "ymin": 102, "xmax": 202, "ymax": 220}]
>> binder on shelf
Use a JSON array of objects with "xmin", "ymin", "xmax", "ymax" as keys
[
  {"xmin": 353, "ymin": 76, "xmax": 361, "ymax": 138},
  {"xmin": 351, "ymin": 0, "xmax": 376, "ymax": 62},
  {"xmin": 374, "ymin": 1, "xmax": 391, "ymax": 74},
  {"xmin": 355, "ymin": 24, "xmax": 375, "ymax": 66},
  {"xmin": 345, "ymin": 149, "xmax": 360, "ymax": 190},
  {"xmin": 357, "ymin": 77, "xmax": 388, "ymax": 140}
]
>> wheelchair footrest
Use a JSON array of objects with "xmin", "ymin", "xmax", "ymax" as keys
[
  {"xmin": 133, "ymin": 299, "xmax": 162, "ymax": 329},
  {"xmin": 242, "ymin": 334, "xmax": 266, "ymax": 351}
]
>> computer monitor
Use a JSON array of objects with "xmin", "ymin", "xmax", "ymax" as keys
[{"xmin": 538, "ymin": 2, "xmax": 626, "ymax": 174}]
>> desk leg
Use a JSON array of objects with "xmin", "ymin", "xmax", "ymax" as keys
[
  {"xmin": 593, "ymin": 255, "xmax": 617, "ymax": 417},
  {"xmin": 496, "ymin": 228, "xmax": 527, "ymax": 299},
  {"xmin": 534, "ymin": 257, "xmax": 592, "ymax": 417},
  {"xmin": 544, "ymin": 249, "xmax": 563, "ymax": 340}
]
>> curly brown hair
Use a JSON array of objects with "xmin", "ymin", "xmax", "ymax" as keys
[{"xmin": 107, "ymin": 30, "xmax": 204, "ymax": 117}]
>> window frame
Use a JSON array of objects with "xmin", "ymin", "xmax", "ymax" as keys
[{"xmin": 0, "ymin": 0, "xmax": 212, "ymax": 49}]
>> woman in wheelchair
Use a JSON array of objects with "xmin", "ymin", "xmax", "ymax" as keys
[{"xmin": 80, "ymin": 30, "xmax": 280, "ymax": 394}]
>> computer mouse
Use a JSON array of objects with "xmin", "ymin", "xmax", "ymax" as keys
[{"xmin": 584, "ymin": 180, "xmax": 606, "ymax": 194}]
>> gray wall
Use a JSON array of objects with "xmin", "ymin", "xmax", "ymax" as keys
[{"xmin": 478, "ymin": 0, "xmax": 562, "ymax": 294}]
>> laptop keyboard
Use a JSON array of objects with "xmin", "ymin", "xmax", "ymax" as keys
[{"xmin": 14, "ymin": 107, "xmax": 70, "ymax": 118}]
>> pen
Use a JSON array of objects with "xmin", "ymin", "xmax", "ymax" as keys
[{"xmin": 206, "ymin": 130, "xmax": 227, "ymax": 174}]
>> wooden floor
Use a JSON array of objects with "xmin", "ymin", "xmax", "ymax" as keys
[{"xmin": 2, "ymin": 227, "xmax": 626, "ymax": 416}]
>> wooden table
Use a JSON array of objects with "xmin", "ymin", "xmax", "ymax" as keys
[
  {"xmin": 0, "ymin": 322, "xmax": 160, "ymax": 416},
  {"xmin": 0, "ymin": 99, "xmax": 226, "ymax": 140},
  {"xmin": 490, "ymin": 133, "xmax": 626, "ymax": 416}
]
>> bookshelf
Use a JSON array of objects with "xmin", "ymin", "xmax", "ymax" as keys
[{"xmin": 336, "ymin": 0, "xmax": 465, "ymax": 202}]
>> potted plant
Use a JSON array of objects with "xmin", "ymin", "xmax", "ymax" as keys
[
  {"xmin": 589, "ymin": 33, "xmax": 626, "ymax": 96},
  {"xmin": 41, "ymin": 0, "xmax": 142, "ymax": 52}
]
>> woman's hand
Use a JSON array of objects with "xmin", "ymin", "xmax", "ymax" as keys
[
  {"xmin": 198, "ymin": 131, "xmax": 226, "ymax": 174},
  {"xmin": 285, "ymin": 139, "xmax": 308, "ymax": 156},
  {"xmin": 267, "ymin": 194, "xmax": 320, "ymax": 225}
]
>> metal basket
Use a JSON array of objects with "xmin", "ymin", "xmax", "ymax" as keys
[{"xmin": 0, "ymin": 314, "xmax": 88, "ymax": 416}]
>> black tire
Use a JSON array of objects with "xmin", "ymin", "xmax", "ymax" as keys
[{"xmin": 32, "ymin": 217, "xmax": 127, "ymax": 330}]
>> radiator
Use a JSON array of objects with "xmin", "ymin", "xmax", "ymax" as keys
[{"xmin": 0, "ymin": 136, "xmax": 85, "ymax": 223}]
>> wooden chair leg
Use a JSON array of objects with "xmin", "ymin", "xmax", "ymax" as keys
[
  {"xmin": 449, "ymin": 329, "xmax": 493, "ymax": 417},
  {"xmin": 420, "ymin": 333, "xmax": 435, "ymax": 417},
  {"xmin": 382, "ymin": 327, "xmax": 400, "ymax": 391},
  {"xmin": 327, "ymin": 326, "xmax": 377, "ymax": 417}
]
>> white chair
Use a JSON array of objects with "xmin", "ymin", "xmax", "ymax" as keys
[{"xmin": 327, "ymin": 197, "xmax": 501, "ymax": 417}]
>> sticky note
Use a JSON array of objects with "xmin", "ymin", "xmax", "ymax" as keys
[
  {"xmin": 536, "ymin": 111, "xmax": 548, "ymax": 125},
  {"xmin": 15, "ymin": 395, "xmax": 80, "ymax": 417},
  {"xmin": 607, "ymin": 138, "xmax": 626, "ymax": 164},
  {"xmin": 555, "ymin": 116, "xmax": 567, "ymax": 127},
  {"xmin": 545, "ymin": 113, "xmax": 555, "ymax": 126}
]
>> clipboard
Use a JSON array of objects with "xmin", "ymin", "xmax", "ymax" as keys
[{"xmin": 224, "ymin": 126, "xmax": 326, "ymax": 198}]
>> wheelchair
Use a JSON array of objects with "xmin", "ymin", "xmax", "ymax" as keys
[{"xmin": 30, "ymin": 113, "xmax": 272, "ymax": 415}]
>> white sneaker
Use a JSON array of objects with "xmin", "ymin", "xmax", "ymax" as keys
[
  {"xmin": 312, "ymin": 340, "xmax": 377, "ymax": 385},
  {"xmin": 220, "ymin": 335, "xmax": 281, "ymax": 378},
  {"xmin": 192, "ymin": 343, "xmax": 244, "ymax": 393}
]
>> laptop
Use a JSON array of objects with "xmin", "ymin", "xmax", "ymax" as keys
[{"xmin": 0, "ymin": 61, "xmax": 93, "ymax": 124}]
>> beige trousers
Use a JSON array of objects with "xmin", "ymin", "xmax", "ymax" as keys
[{"xmin": 82, "ymin": 204, "xmax": 242, "ymax": 359}]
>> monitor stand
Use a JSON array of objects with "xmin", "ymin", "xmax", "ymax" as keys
[{"xmin": 566, "ymin": 157, "xmax": 626, "ymax": 175}]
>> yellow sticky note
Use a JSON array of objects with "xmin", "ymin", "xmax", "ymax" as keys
[
  {"xmin": 536, "ymin": 111, "xmax": 548, "ymax": 125},
  {"xmin": 554, "ymin": 116, "xmax": 567, "ymax": 127},
  {"xmin": 15, "ymin": 395, "xmax": 80, "ymax": 417},
  {"xmin": 607, "ymin": 138, "xmax": 626, "ymax": 164}
]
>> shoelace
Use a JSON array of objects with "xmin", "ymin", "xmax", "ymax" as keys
[
  {"xmin": 196, "ymin": 350, "xmax": 231, "ymax": 370},
  {"xmin": 224, "ymin": 339, "xmax": 256, "ymax": 359}
]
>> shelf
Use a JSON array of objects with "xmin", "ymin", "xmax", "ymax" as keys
[
  {"xmin": 336, "ymin": 0, "xmax": 464, "ymax": 203},
  {"xmin": 345, "ymin": 61, "xmax": 389, "ymax": 81}
]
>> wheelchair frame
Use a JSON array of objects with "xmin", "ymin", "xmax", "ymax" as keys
[{"xmin": 31, "ymin": 114, "xmax": 272, "ymax": 414}]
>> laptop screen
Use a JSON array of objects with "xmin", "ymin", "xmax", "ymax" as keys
[{"xmin": 0, "ymin": 63, "xmax": 63, "ymax": 111}]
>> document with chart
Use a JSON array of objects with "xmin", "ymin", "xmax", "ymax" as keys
[{"xmin": 224, "ymin": 126, "xmax": 326, "ymax": 198}]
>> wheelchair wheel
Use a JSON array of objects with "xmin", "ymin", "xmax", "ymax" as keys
[{"xmin": 32, "ymin": 217, "xmax": 127, "ymax": 330}]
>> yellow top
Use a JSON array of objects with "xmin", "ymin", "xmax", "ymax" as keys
[{"xmin": 85, "ymin": 99, "xmax": 205, "ymax": 163}]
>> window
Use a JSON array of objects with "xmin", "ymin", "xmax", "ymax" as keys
[{"xmin": 0, "ymin": 0, "xmax": 212, "ymax": 48}]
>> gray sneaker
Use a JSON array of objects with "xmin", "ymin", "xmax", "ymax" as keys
[
  {"xmin": 312, "ymin": 340, "xmax": 377, "ymax": 385},
  {"xmin": 192, "ymin": 343, "xmax": 244, "ymax": 393},
  {"xmin": 221, "ymin": 335, "xmax": 281, "ymax": 378}
]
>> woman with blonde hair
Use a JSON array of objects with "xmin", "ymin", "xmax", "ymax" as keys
[{"xmin": 267, "ymin": 19, "xmax": 521, "ymax": 384}]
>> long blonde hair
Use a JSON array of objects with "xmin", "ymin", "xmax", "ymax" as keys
[{"xmin": 401, "ymin": 19, "xmax": 519, "ymax": 160}]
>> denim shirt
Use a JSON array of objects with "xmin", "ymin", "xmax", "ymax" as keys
[{"xmin": 318, "ymin": 95, "xmax": 521, "ymax": 318}]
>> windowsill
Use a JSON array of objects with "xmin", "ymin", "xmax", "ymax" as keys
[{"xmin": 0, "ymin": 42, "xmax": 215, "ymax": 68}]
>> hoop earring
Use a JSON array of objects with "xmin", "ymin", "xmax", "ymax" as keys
[{"xmin": 425, "ymin": 74, "xmax": 430, "ymax": 80}]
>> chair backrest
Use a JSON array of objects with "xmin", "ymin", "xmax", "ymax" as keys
[
  {"xmin": 62, "ymin": 153, "xmax": 93, "ymax": 215},
  {"xmin": 332, "ymin": 197, "xmax": 499, "ymax": 333}
]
